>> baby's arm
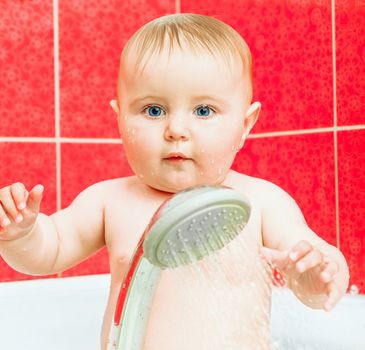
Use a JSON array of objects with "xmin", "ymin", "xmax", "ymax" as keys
[
  {"xmin": 0, "ymin": 182, "xmax": 106, "ymax": 275},
  {"xmin": 259, "ymin": 181, "xmax": 349, "ymax": 311}
]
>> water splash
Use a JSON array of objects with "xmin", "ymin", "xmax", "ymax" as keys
[{"xmin": 145, "ymin": 227, "xmax": 273, "ymax": 349}]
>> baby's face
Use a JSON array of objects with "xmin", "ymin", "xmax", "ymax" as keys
[{"xmin": 117, "ymin": 47, "xmax": 255, "ymax": 193}]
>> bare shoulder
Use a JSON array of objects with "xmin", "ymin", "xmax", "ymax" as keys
[
  {"xmin": 227, "ymin": 171, "xmax": 311, "ymax": 249},
  {"xmin": 225, "ymin": 170, "xmax": 294, "ymax": 207},
  {"xmin": 83, "ymin": 176, "xmax": 134, "ymax": 192},
  {"xmin": 72, "ymin": 176, "xmax": 137, "ymax": 202}
]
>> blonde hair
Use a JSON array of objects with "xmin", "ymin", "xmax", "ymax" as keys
[{"xmin": 118, "ymin": 13, "xmax": 253, "ymax": 102}]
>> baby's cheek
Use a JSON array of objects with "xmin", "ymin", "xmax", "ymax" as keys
[{"xmin": 197, "ymin": 152, "xmax": 232, "ymax": 182}]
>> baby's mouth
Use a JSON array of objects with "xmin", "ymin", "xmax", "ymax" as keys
[{"xmin": 163, "ymin": 152, "xmax": 191, "ymax": 163}]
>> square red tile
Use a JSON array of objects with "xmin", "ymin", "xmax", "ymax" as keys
[
  {"xmin": 60, "ymin": 142, "xmax": 133, "ymax": 276},
  {"xmin": 60, "ymin": 143, "xmax": 133, "ymax": 207},
  {"xmin": 0, "ymin": 142, "xmax": 57, "ymax": 281},
  {"xmin": 62, "ymin": 247, "xmax": 110, "ymax": 277},
  {"xmin": 181, "ymin": 0, "xmax": 334, "ymax": 132},
  {"xmin": 232, "ymin": 132, "xmax": 337, "ymax": 245},
  {"xmin": 335, "ymin": 1, "xmax": 365, "ymax": 126},
  {"xmin": 59, "ymin": 0, "xmax": 176, "ymax": 138},
  {"xmin": 338, "ymin": 130, "xmax": 365, "ymax": 293},
  {"xmin": 0, "ymin": 0, "xmax": 55, "ymax": 137}
]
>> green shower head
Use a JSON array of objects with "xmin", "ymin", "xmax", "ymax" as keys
[
  {"xmin": 143, "ymin": 185, "xmax": 251, "ymax": 268},
  {"xmin": 110, "ymin": 185, "xmax": 252, "ymax": 350}
]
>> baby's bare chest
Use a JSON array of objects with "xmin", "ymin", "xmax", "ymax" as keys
[{"xmin": 104, "ymin": 190, "xmax": 263, "ymax": 282}]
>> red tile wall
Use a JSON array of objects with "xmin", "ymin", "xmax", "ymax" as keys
[{"xmin": 0, "ymin": 1, "xmax": 364, "ymax": 292}]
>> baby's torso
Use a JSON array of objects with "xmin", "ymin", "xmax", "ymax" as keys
[{"xmin": 101, "ymin": 172, "xmax": 273, "ymax": 350}]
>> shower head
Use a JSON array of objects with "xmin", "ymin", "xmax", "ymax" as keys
[
  {"xmin": 143, "ymin": 185, "xmax": 251, "ymax": 269},
  {"xmin": 109, "ymin": 185, "xmax": 251, "ymax": 350}
]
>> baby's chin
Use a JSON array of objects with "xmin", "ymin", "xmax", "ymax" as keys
[{"xmin": 141, "ymin": 174, "xmax": 226, "ymax": 194}]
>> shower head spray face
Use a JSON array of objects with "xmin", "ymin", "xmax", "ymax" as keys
[{"xmin": 143, "ymin": 185, "xmax": 251, "ymax": 269}]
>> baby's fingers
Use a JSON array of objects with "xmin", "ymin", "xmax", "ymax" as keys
[
  {"xmin": 324, "ymin": 281, "xmax": 341, "ymax": 311},
  {"xmin": 0, "ymin": 185, "xmax": 23, "ymax": 223},
  {"xmin": 320, "ymin": 260, "xmax": 339, "ymax": 283},
  {"xmin": 26, "ymin": 184, "xmax": 44, "ymax": 214},
  {"xmin": 0, "ymin": 204, "xmax": 11, "ymax": 229},
  {"xmin": 10, "ymin": 182, "xmax": 28, "ymax": 211},
  {"xmin": 295, "ymin": 249, "xmax": 323, "ymax": 273}
]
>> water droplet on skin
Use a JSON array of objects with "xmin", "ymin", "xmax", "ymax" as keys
[
  {"xmin": 350, "ymin": 284, "xmax": 359, "ymax": 295},
  {"xmin": 201, "ymin": 148, "xmax": 206, "ymax": 153},
  {"xmin": 210, "ymin": 159, "xmax": 215, "ymax": 164},
  {"xmin": 138, "ymin": 173, "xmax": 144, "ymax": 179},
  {"xmin": 200, "ymin": 171, "xmax": 204, "ymax": 176},
  {"xmin": 218, "ymin": 169, "xmax": 223, "ymax": 175}
]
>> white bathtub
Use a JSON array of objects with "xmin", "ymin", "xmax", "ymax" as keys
[{"xmin": 0, "ymin": 274, "xmax": 364, "ymax": 350}]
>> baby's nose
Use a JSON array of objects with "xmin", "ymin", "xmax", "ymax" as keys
[{"xmin": 164, "ymin": 116, "xmax": 190, "ymax": 141}]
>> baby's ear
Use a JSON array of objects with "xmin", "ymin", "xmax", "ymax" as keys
[
  {"xmin": 244, "ymin": 101, "xmax": 261, "ymax": 131},
  {"xmin": 111, "ymin": 99, "xmax": 123, "ymax": 137},
  {"xmin": 239, "ymin": 101, "xmax": 261, "ymax": 149},
  {"xmin": 110, "ymin": 99, "xmax": 120, "ymax": 116}
]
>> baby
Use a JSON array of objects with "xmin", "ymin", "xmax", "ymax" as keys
[{"xmin": 0, "ymin": 13, "xmax": 349, "ymax": 350}]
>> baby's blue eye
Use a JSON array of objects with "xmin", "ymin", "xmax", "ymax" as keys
[
  {"xmin": 145, "ymin": 105, "xmax": 164, "ymax": 118},
  {"xmin": 196, "ymin": 106, "xmax": 213, "ymax": 118}
]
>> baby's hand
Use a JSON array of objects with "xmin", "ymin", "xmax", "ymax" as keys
[
  {"xmin": 261, "ymin": 240, "xmax": 340, "ymax": 311},
  {"xmin": 0, "ymin": 183, "xmax": 44, "ymax": 241}
]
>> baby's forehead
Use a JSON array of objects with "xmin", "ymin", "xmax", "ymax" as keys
[
  {"xmin": 118, "ymin": 48, "xmax": 248, "ymax": 108},
  {"xmin": 121, "ymin": 43, "xmax": 244, "ymax": 80}
]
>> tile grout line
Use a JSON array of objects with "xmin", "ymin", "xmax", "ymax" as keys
[
  {"xmin": 53, "ymin": 0, "xmax": 61, "ymax": 212},
  {"xmin": 0, "ymin": 125, "xmax": 364, "ymax": 144},
  {"xmin": 53, "ymin": 0, "xmax": 62, "ymax": 278},
  {"xmin": 175, "ymin": 0, "xmax": 181, "ymax": 13},
  {"xmin": 331, "ymin": 0, "xmax": 340, "ymax": 250}
]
